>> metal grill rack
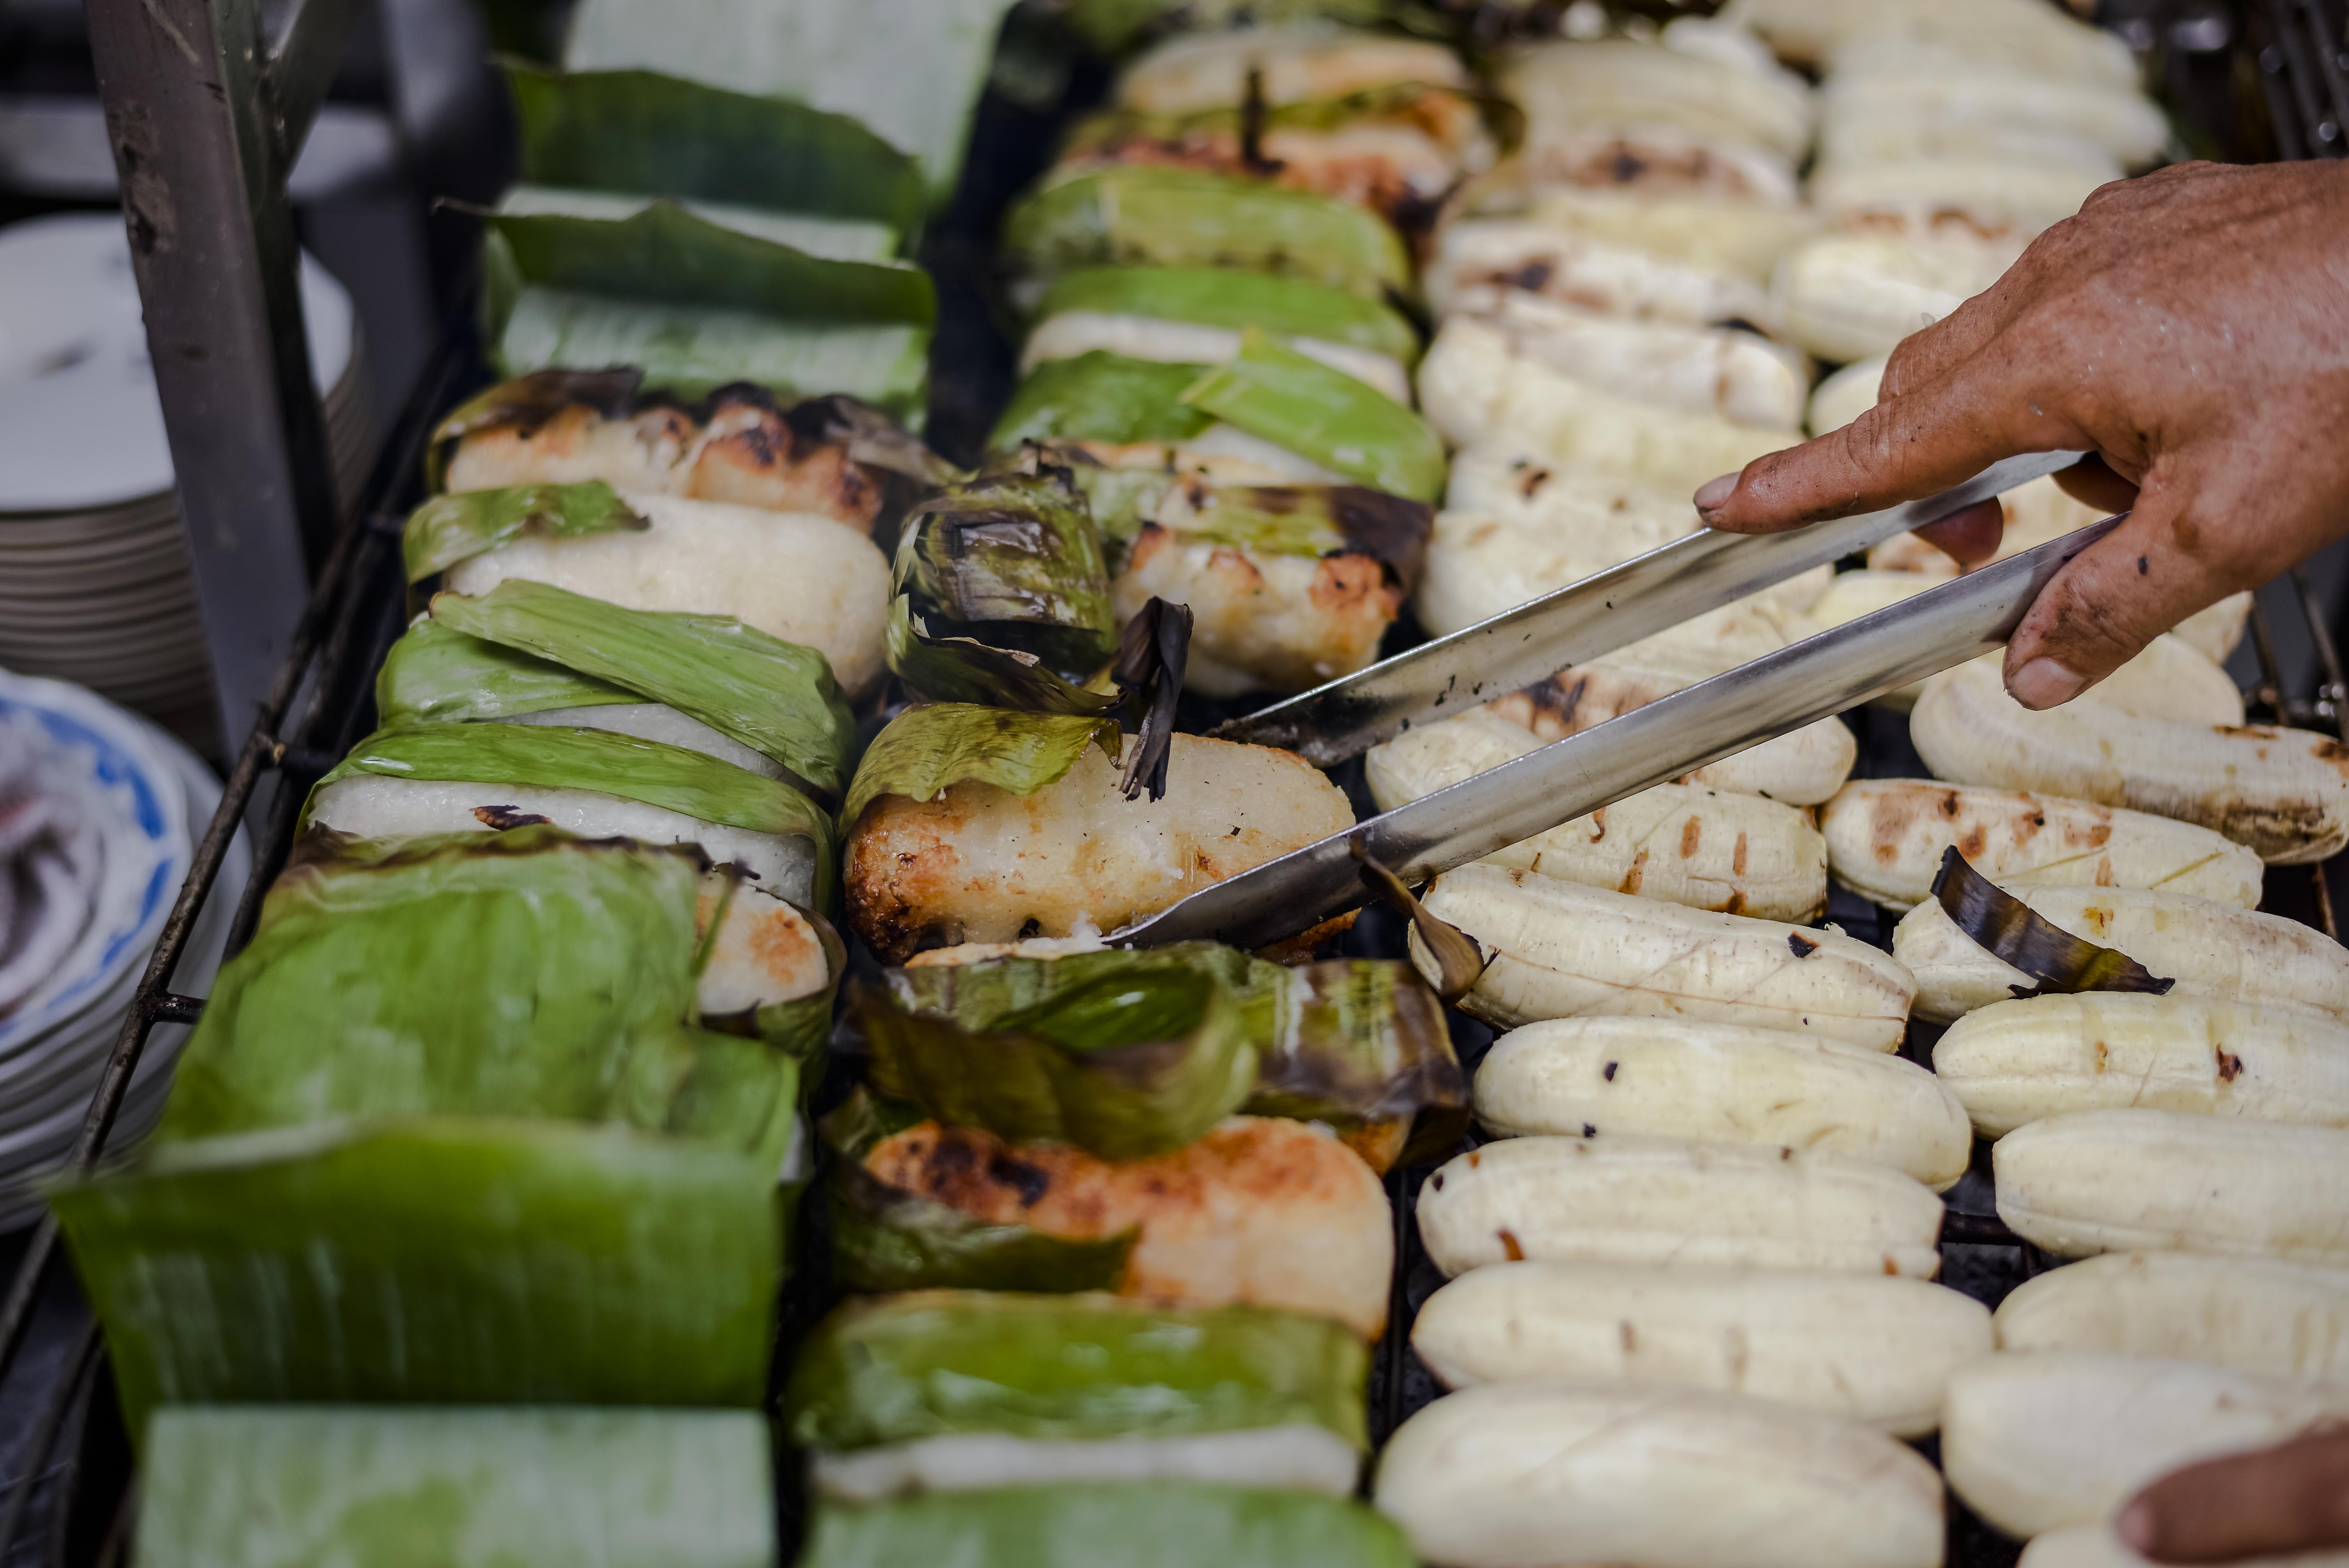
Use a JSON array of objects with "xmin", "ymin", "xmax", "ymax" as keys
[{"xmin": 5, "ymin": 0, "xmax": 2349, "ymax": 1562}]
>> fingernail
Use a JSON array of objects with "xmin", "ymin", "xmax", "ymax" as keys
[
  {"xmin": 1693, "ymin": 473, "xmax": 1738, "ymax": 512},
  {"xmin": 2009, "ymin": 657, "xmax": 2088, "ymax": 710},
  {"xmin": 2114, "ymin": 1499, "xmax": 2157, "ymax": 1554}
]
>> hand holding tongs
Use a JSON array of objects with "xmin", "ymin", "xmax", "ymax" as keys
[{"xmin": 1115, "ymin": 450, "xmax": 2106, "ymax": 951}]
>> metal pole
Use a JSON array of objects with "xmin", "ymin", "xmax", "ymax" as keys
[{"xmin": 82, "ymin": 0, "xmax": 352, "ymax": 754}]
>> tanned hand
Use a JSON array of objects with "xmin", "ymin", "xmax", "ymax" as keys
[
  {"xmin": 1692, "ymin": 160, "xmax": 2349, "ymax": 710},
  {"xmin": 2116, "ymin": 1427, "xmax": 2349, "ymax": 1563}
]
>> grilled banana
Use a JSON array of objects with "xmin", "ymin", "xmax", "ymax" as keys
[
  {"xmin": 1473, "ymin": 1017, "xmax": 1968, "ymax": 1188},
  {"xmin": 1936, "ymin": 993, "xmax": 2349, "ymax": 1137},
  {"xmin": 1366, "ymin": 713, "xmax": 1828, "ymax": 922},
  {"xmin": 1896, "ymin": 885, "xmax": 2349, "ymax": 1025},
  {"xmin": 1994, "ymin": 1108, "xmax": 2349, "ymax": 1264},
  {"xmin": 1426, "ymin": 221, "xmax": 1772, "ymax": 330},
  {"xmin": 1415, "ymin": 864, "xmax": 1916, "ymax": 1049},
  {"xmin": 1416, "ymin": 1133, "xmax": 1945, "ymax": 1280},
  {"xmin": 1819, "ymin": 779, "xmax": 2266, "ymax": 912},
  {"xmin": 1412, "ymin": 1260, "xmax": 1990, "ymax": 1437},
  {"xmin": 1942, "ymin": 1351, "xmax": 2349, "ymax": 1539},
  {"xmin": 1374, "ymin": 1381, "xmax": 1945, "ymax": 1568},
  {"xmin": 1911, "ymin": 657, "xmax": 2349, "ymax": 863},
  {"xmin": 1994, "ymin": 1250, "xmax": 2349, "ymax": 1381}
]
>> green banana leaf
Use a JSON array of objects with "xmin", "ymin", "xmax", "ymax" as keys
[
  {"xmin": 1041, "ymin": 453, "xmax": 1179, "ymax": 561},
  {"xmin": 895, "ymin": 468, "xmax": 1116, "ymax": 672},
  {"xmin": 1001, "ymin": 166, "xmax": 1411, "ymax": 301},
  {"xmin": 499, "ymin": 183, "xmax": 899, "ymax": 264},
  {"xmin": 52, "ymin": 1117, "xmax": 785, "ymax": 1438},
  {"xmin": 1034, "ymin": 267, "xmax": 1418, "ymax": 365},
  {"xmin": 377, "ymin": 617, "xmax": 638, "ymax": 726},
  {"xmin": 494, "ymin": 285, "xmax": 930, "ymax": 416},
  {"xmin": 137, "ymin": 1406, "xmax": 777, "ymax": 1568},
  {"xmin": 430, "ymin": 580, "xmax": 857, "ymax": 798},
  {"xmin": 883, "ymin": 946, "xmax": 1463, "ymax": 1157},
  {"xmin": 855, "ymin": 961, "xmax": 1256, "ymax": 1158},
  {"xmin": 308, "ymin": 723, "xmax": 838, "ymax": 884},
  {"xmin": 486, "ymin": 203, "xmax": 933, "ymax": 324},
  {"xmin": 989, "ymin": 352, "xmax": 1213, "ymax": 451},
  {"xmin": 1151, "ymin": 483, "xmax": 1433, "ymax": 578},
  {"xmin": 403, "ymin": 481, "xmax": 647, "ymax": 585},
  {"xmin": 504, "ymin": 60, "xmax": 924, "ymax": 238},
  {"xmin": 560, "ymin": 0, "xmax": 1023, "ymax": 200},
  {"xmin": 784, "ymin": 1292, "xmax": 1367, "ymax": 1452},
  {"xmin": 1180, "ymin": 330, "xmax": 1445, "ymax": 502},
  {"xmin": 823, "ymin": 1089, "xmax": 1135, "ymax": 1293},
  {"xmin": 799, "ymin": 1483, "xmax": 1417, "ymax": 1568},
  {"xmin": 159, "ymin": 829, "xmax": 801, "ymax": 1165},
  {"xmin": 887, "ymin": 599, "xmax": 1128, "ymax": 716},
  {"xmin": 839, "ymin": 704, "xmax": 1121, "ymax": 831}
]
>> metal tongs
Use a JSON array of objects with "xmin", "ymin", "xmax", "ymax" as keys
[{"xmin": 1115, "ymin": 449, "xmax": 2108, "ymax": 951}]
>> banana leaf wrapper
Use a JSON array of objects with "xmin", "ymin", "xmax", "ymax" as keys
[
  {"xmin": 823, "ymin": 1089, "xmax": 1136, "ymax": 1293},
  {"xmin": 492, "ymin": 285, "xmax": 930, "ymax": 417},
  {"xmin": 1932, "ymin": 847, "xmax": 2178, "ymax": 998},
  {"xmin": 377, "ymin": 617, "xmax": 637, "ymax": 726},
  {"xmin": 1001, "ymin": 166, "xmax": 1411, "ymax": 302},
  {"xmin": 307, "ymin": 721, "xmax": 838, "ymax": 909},
  {"xmin": 875, "ymin": 945, "xmax": 1462, "ymax": 1170},
  {"xmin": 853, "ymin": 962, "xmax": 1256, "ymax": 1159},
  {"xmin": 498, "ymin": 182, "xmax": 900, "ymax": 264},
  {"xmin": 704, "ymin": 896, "xmax": 848, "ymax": 1094},
  {"xmin": 504, "ymin": 61, "xmax": 924, "ymax": 239},
  {"xmin": 51, "ymin": 1117, "xmax": 787, "ymax": 1439},
  {"xmin": 1180, "ymin": 329, "xmax": 1445, "ymax": 502},
  {"xmin": 989, "ymin": 352, "xmax": 1214, "ymax": 451},
  {"xmin": 798, "ymin": 1482, "xmax": 1417, "ymax": 1568},
  {"xmin": 783, "ymin": 1291, "xmax": 1367, "ymax": 1452},
  {"xmin": 1034, "ymin": 266, "xmax": 1418, "ymax": 365},
  {"xmin": 137, "ymin": 1406, "xmax": 776, "ymax": 1568},
  {"xmin": 159, "ymin": 829, "xmax": 803, "ymax": 1164},
  {"xmin": 429, "ymin": 579, "xmax": 857, "ymax": 799},
  {"xmin": 1148, "ymin": 481, "xmax": 1433, "ymax": 587},
  {"xmin": 838, "ymin": 703, "xmax": 1123, "ymax": 832},
  {"xmin": 895, "ymin": 467, "xmax": 1117, "ymax": 672},
  {"xmin": 403, "ymin": 480, "xmax": 647, "ymax": 584},
  {"xmin": 887, "ymin": 598, "xmax": 1130, "ymax": 716}
]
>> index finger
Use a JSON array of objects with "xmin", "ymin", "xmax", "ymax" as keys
[{"xmin": 2117, "ymin": 1428, "xmax": 2349, "ymax": 1563}]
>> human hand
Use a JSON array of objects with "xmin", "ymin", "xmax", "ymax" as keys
[
  {"xmin": 2115, "ymin": 1427, "xmax": 2349, "ymax": 1562},
  {"xmin": 1691, "ymin": 160, "xmax": 2349, "ymax": 709}
]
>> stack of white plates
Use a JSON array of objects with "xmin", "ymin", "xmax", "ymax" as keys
[
  {"xmin": 0, "ymin": 212, "xmax": 373, "ymax": 751},
  {"xmin": 0, "ymin": 667, "xmax": 249, "ymax": 1228}
]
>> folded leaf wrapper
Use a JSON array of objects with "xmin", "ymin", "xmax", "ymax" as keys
[
  {"xmin": 307, "ymin": 722, "xmax": 838, "ymax": 908},
  {"xmin": 886, "ymin": 599, "xmax": 1132, "ymax": 717},
  {"xmin": 798, "ymin": 1481, "xmax": 1417, "ymax": 1568},
  {"xmin": 1180, "ymin": 330, "xmax": 1445, "ymax": 502},
  {"xmin": 989, "ymin": 352, "xmax": 1215, "ymax": 452},
  {"xmin": 504, "ymin": 62, "xmax": 925, "ymax": 239},
  {"xmin": 823, "ymin": 1089, "xmax": 1137, "ymax": 1294},
  {"xmin": 855, "ymin": 962, "xmax": 1256, "ymax": 1158},
  {"xmin": 1002, "ymin": 166, "xmax": 1412, "ymax": 302},
  {"xmin": 427, "ymin": 580, "xmax": 857, "ymax": 798},
  {"xmin": 51, "ymin": 1117, "xmax": 786, "ymax": 1438},
  {"xmin": 784, "ymin": 1291, "xmax": 1367, "ymax": 1453},
  {"xmin": 1034, "ymin": 266, "xmax": 1419, "ymax": 366},
  {"xmin": 136, "ymin": 1406, "xmax": 777, "ymax": 1568},
  {"xmin": 839, "ymin": 704, "xmax": 1123, "ymax": 833},
  {"xmin": 895, "ymin": 467, "xmax": 1117, "ymax": 674},
  {"xmin": 158, "ymin": 829, "xmax": 802, "ymax": 1166},
  {"xmin": 377, "ymin": 617, "xmax": 637, "ymax": 726},
  {"xmin": 403, "ymin": 480, "xmax": 648, "ymax": 585}
]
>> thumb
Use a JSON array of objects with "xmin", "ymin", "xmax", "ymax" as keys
[
  {"xmin": 2116, "ymin": 1428, "xmax": 2349, "ymax": 1563},
  {"xmin": 2000, "ymin": 473, "xmax": 2236, "ymax": 709}
]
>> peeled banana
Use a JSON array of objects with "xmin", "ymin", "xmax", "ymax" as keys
[
  {"xmin": 1374, "ymin": 1380, "xmax": 1946, "ymax": 1568},
  {"xmin": 1896, "ymin": 885, "xmax": 2349, "ymax": 1025},
  {"xmin": 2022, "ymin": 1525, "xmax": 2349, "ymax": 1568},
  {"xmin": 1499, "ymin": 37, "xmax": 1817, "ymax": 164},
  {"xmin": 1995, "ymin": 1108, "xmax": 2349, "ymax": 1265},
  {"xmin": 1772, "ymin": 217, "xmax": 2023, "ymax": 364},
  {"xmin": 1426, "ymin": 221, "xmax": 1773, "ymax": 330},
  {"xmin": 1412, "ymin": 1260, "xmax": 1990, "ymax": 1437},
  {"xmin": 1942, "ymin": 1351, "xmax": 2349, "ymax": 1539},
  {"xmin": 1936, "ymin": 992, "xmax": 2349, "ymax": 1137},
  {"xmin": 1414, "ymin": 864, "xmax": 1916, "ymax": 1049},
  {"xmin": 1819, "ymin": 779, "xmax": 2266, "ymax": 912},
  {"xmin": 1417, "ymin": 315, "xmax": 1797, "ymax": 494},
  {"xmin": 1366, "ymin": 713, "xmax": 1828, "ymax": 922},
  {"xmin": 1473, "ymin": 1017, "xmax": 1969, "ymax": 1188},
  {"xmin": 1911, "ymin": 657, "xmax": 2349, "ymax": 863},
  {"xmin": 1523, "ymin": 184, "xmax": 1821, "ymax": 289},
  {"xmin": 1994, "ymin": 1250, "xmax": 2349, "ymax": 1382},
  {"xmin": 1416, "ymin": 1133, "xmax": 1946, "ymax": 1279}
]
